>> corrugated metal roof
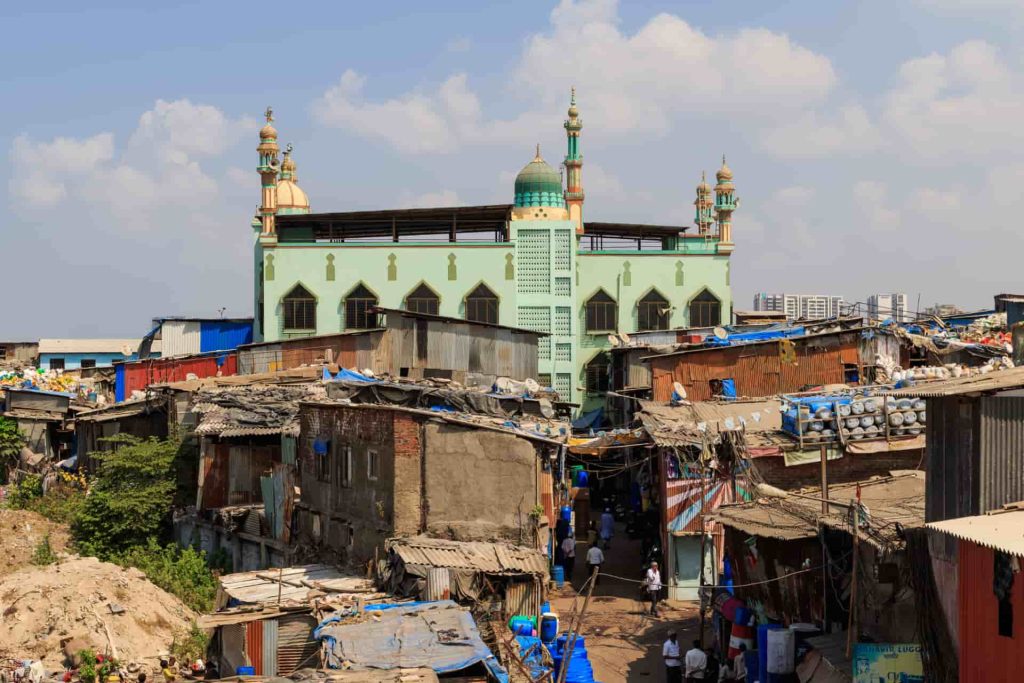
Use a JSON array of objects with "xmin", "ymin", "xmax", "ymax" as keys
[
  {"xmin": 882, "ymin": 366, "xmax": 1024, "ymax": 397},
  {"xmin": 927, "ymin": 505, "xmax": 1024, "ymax": 556},
  {"xmin": 389, "ymin": 536, "xmax": 549, "ymax": 575},
  {"xmin": 218, "ymin": 565, "xmax": 377, "ymax": 605},
  {"xmin": 639, "ymin": 398, "xmax": 782, "ymax": 446}
]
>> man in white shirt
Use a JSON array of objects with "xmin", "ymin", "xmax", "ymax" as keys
[
  {"xmin": 560, "ymin": 532, "xmax": 576, "ymax": 583},
  {"xmin": 684, "ymin": 640, "xmax": 707, "ymax": 682},
  {"xmin": 662, "ymin": 630, "xmax": 682, "ymax": 683},
  {"xmin": 646, "ymin": 561, "xmax": 663, "ymax": 616},
  {"xmin": 732, "ymin": 643, "xmax": 747, "ymax": 682},
  {"xmin": 585, "ymin": 543, "xmax": 604, "ymax": 586}
]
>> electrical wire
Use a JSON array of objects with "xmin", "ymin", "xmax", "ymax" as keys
[{"xmin": 596, "ymin": 560, "xmax": 838, "ymax": 590}]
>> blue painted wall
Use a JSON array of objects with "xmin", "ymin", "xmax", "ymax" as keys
[
  {"xmin": 39, "ymin": 351, "xmax": 161, "ymax": 370},
  {"xmin": 199, "ymin": 320, "xmax": 254, "ymax": 353}
]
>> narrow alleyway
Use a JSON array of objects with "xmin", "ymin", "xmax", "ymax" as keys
[{"xmin": 551, "ymin": 522, "xmax": 704, "ymax": 682}]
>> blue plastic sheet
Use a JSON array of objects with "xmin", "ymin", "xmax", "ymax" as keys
[
  {"xmin": 704, "ymin": 326, "xmax": 806, "ymax": 346},
  {"xmin": 322, "ymin": 367, "xmax": 378, "ymax": 382}
]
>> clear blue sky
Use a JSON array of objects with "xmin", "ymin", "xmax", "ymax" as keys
[{"xmin": 3, "ymin": 0, "xmax": 1022, "ymax": 336}]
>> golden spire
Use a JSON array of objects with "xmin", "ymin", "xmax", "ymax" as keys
[{"xmin": 534, "ymin": 143, "xmax": 543, "ymax": 161}]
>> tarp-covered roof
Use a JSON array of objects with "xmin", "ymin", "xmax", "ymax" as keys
[
  {"xmin": 315, "ymin": 600, "xmax": 500, "ymax": 674},
  {"xmin": 711, "ymin": 472, "xmax": 925, "ymax": 547},
  {"xmin": 193, "ymin": 383, "xmax": 326, "ymax": 437},
  {"xmin": 389, "ymin": 536, "xmax": 548, "ymax": 576},
  {"xmin": 883, "ymin": 365, "xmax": 1024, "ymax": 397},
  {"xmin": 639, "ymin": 398, "xmax": 782, "ymax": 447}
]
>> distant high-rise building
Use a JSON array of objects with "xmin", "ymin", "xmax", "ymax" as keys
[
  {"xmin": 867, "ymin": 293, "xmax": 910, "ymax": 322},
  {"xmin": 753, "ymin": 293, "xmax": 845, "ymax": 320}
]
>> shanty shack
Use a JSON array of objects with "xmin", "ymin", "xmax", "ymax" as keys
[
  {"xmin": 178, "ymin": 382, "xmax": 325, "ymax": 571},
  {"xmin": 74, "ymin": 396, "xmax": 168, "ymax": 471},
  {"xmin": 295, "ymin": 380, "xmax": 567, "ymax": 566},
  {"xmin": 383, "ymin": 536, "xmax": 549, "ymax": 620},
  {"xmin": 199, "ymin": 565, "xmax": 382, "ymax": 678}
]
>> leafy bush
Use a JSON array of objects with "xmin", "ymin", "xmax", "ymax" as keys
[
  {"xmin": 5, "ymin": 474, "xmax": 43, "ymax": 509},
  {"xmin": 31, "ymin": 534, "xmax": 57, "ymax": 565},
  {"xmin": 0, "ymin": 417, "xmax": 24, "ymax": 481},
  {"xmin": 72, "ymin": 435, "xmax": 179, "ymax": 558},
  {"xmin": 27, "ymin": 486, "xmax": 86, "ymax": 524},
  {"xmin": 78, "ymin": 649, "xmax": 98, "ymax": 682},
  {"xmin": 115, "ymin": 540, "xmax": 217, "ymax": 612},
  {"xmin": 171, "ymin": 622, "xmax": 210, "ymax": 665}
]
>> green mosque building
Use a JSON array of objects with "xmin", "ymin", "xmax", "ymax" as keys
[{"xmin": 252, "ymin": 93, "xmax": 738, "ymax": 410}]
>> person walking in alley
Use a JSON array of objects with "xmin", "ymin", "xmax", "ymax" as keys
[
  {"xmin": 645, "ymin": 561, "xmax": 663, "ymax": 616},
  {"xmin": 560, "ymin": 531, "xmax": 576, "ymax": 583},
  {"xmin": 662, "ymin": 630, "xmax": 682, "ymax": 683},
  {"xmin": 732, "ymin": 644, "xmax": 747, "ymax": 682},
  {"xmin": 684, "ymin": 640, "xmax": 707, "ymax": 683},
  {"xmin": 599, "ymin": 507, "xmax": 615, "ymax": 549},
  {"xmin": 586, "ymin": 542, "xmax": 604, "ymax": 586}
]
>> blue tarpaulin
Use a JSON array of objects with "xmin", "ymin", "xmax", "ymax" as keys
[
  {"xmin": 704, "ymin": 326, "xmax": 806, "ymax": 346},
  {"xmin": 314, "ymin": 601, "xmax": 508, "ymax": 680},
  {"xmin": 572, "ymin": 408, "xmax": 604, "ymax": 430},
  {"xmin": 323, "ymin": 367, "xmax": 378, "ymax": 382}
]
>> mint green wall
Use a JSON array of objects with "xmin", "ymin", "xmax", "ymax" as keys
[
  {"xmin": 576, "ymin": 250, "xmax": 732, "ymax": 412},
  {"xmin": 254, "ymin": 227, "xmax": 731, "ymax": 413},
  {"xmin": 259, "ymin": 243, "xmax": 516, "ymax": 338}
]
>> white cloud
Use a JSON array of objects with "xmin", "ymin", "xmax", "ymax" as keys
[
  {"xmin": 397, "ymin": 189, "xmax": 462, "ymax": 208},
  {"xmin": 852, "ymin": 181, "xmax": 901, "ymax": 231},
  {"xmin": 883, "ymin": 40, "xmax": 1024, "ymax": 158},
  {"xmin": 446, "ymin": 37, "xmax": 472, "ymax": 52},
  {"xmin": 315, "ymin": 0, "xmax": 837, "ymax": 153},
  {"xmin": 759, "ymin": 105, "xmax": 880, "ymax": 158},
  {"xmin": 773, "ymin": 185, "xmax": 815, "ymax": 207},
  {"xmin": 9, "ymin": 99, "xmax": 247, "ymax": 226}
]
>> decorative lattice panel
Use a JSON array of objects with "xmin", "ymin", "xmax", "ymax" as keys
[
  {"xmin": 517, "ymin": 306, "xmax": 551, "ymax": 333},
  {"xmin": 555, "ymin": 343, "xmax": 572, "ymax": 362},
  {"xmin": 538, "ymin": 373, "xmax": 552, "ymax": 388},
  {"xmin": 517, "ymin": 229, "xmax": 550, "ymax": 294},
  {"xmin": 554, "ymin": 277, "xmax": 571, "ymax": 297},
  {"xmin": 553, "ymin": 230, "xmax": 572, "ymax": 272},
  {"xmin": 538, "ymin": 337, "xmax": 551, "ymax": 361},
  {"xmin": 555, "ymin": 373, "xmax": 572, "ymax": 400},
  {"xmin": 554, "ymin": 306, "xmax": 572, "ymax": 336}
]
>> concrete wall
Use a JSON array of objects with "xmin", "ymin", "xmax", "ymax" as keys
[{"xmin": 422, "ymin": 422, "xmax": 540, "ymax": 541}]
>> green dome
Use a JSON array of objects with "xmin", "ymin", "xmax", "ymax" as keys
[{"xmin": 514, "ymin": 148, "xmax": 565, "ymax": 208}]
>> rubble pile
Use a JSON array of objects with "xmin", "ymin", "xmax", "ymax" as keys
[
  {"xmin": 0, "ymin": 557, "xmax": 196, "ymax": 667},
  {"xmin": 0, "ymin": 367, "xmax": 78, "ymax": 394},
  {"xmin": 0, "ymin": 509, "xmax": 71, "ymax": 578}
]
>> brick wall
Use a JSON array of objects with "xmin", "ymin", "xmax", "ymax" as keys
[{"xmin": 753, "ymin": 449, "xmax": 924, "ymax": 490}]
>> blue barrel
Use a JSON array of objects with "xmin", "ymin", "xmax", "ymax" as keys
[
  {"xmin": 757, "ymin": 623, "xmax": 784, "ymax": 682},
  {"xmin": 574, "ymin": 470, "xmax": 589, "ymax": 487},
  {"xmin": 552, "ymin": 564, "xmax": 565, "ymax": 587},
  {"xmin": 540, "ymin": 613, "xmax": 559, "ymax": 643},
  {"xmin": 541, "ymin": 601, "xmax": 551, "ymax": 614},
  {"xmin": 235, "ymin": 667, "xmax": 255, "ymax": 676},
  {"xmin": 560, "ymin": 505, "xmax": 572, "ymax": 521}
]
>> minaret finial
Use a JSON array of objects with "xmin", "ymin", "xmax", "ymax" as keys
[
  {"xmin": 722, "ymin": 154, "xmax": 726, "ymax": 165},
  {"xmin": 535, "ymin": 143, "xmax": 542, "ymax": 160},
  {"xmin": 265, "ymin": 106, "xmax": 274, "ymax": 123},
  {"xmin": 285, "ymin": 142, "xmax": 293, "ymax": 155},
  {"xmin": 571, "ymin": 86, "xmax": 576, "ymax": 105}
]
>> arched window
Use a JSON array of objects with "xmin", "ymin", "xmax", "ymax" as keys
[
  {"xmin": 465, "ymin": 284, "xmax": 499, "ymax": 324},
  {"xmin": 585, "ymin": 290, "xmax": 617, "ymax": 333},
  {"xmin": 585, "ymin": 353, "xmax": 611, "ymax": 394},
  {"xmin": 282, "ymin": 284, "xmax": 316, "ymax": 331},
  {"xmin": 406, "ymin": 283, "xmax": 440, "ymax": 316},
  {"xmin": 345, "ymin": 284, "xmax": 378, "ymax": 330},
  {"xmin": 637, "ymin": 290, "xmax": 670, "ymax": 331},
  {"xmin": 689, "ymin": 289, "xmax": 721, "ymax": 328}
]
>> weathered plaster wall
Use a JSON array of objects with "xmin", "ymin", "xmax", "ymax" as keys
[{"xmin": 422, "ymin": 422, "xmax": 539, "ymax": 542}]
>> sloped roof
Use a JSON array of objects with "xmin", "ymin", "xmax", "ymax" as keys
[
  {"xmin": 927, "ymin": 505, "xmax": 1024, "ymax": 557},
  {"xmin": 388, "ymin": 536, "xmax": 548, "ymax": 576},
  {"xmin": 219, "ymin": 565, "xmax": 376, "ymax": 604},
  {"xmin": 38, "ymin": 338, "xmax": 162, "ymax": 354},
  {"xmin": 639, "ymin": 398, "xmax": 782, "ymax": 446},
  {"xmin": 192, "ymin": 383, "xmax": 326, "ymax": 437},
  {"xmin": 883, "ymin": 366, "xmax": 1024, "ymax": 397}
]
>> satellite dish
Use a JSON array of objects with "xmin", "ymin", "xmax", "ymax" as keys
[
  {"xmin": 713, "ymin": 327, "xmax": 728, "ymax": 340},
  {"xmin": 121, "ymin": 344, "xmax": 136, "ymax": 357},
  {"xmin": 608, "ymin": 334, "xmax": 620, "ymax": 347},
  {"xmin": 620, "ymin": 332, "xmax": 631, "ymax": 344},
  {"xmin": 673, "ymin": 381, "xmax": 687, "ymax": 399}
]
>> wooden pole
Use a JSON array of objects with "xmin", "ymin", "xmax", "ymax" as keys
[
  {"xmin": 277, "ymin": 566, "xmax": 284, "ymax": 606},
  {"xmin": 698, "ymin": 438, "xmax": 708, "ymax": 648},
  {"xmin": 820, "ymin": 444, "xmax": 829, "ymax": 514},
  {"xmin": 557, "ymin": 566, "xmax": 599, "ymax": 683},
  {"xmin": 845, "ymin": 485, "xmax": 862, "ymax": 658}
]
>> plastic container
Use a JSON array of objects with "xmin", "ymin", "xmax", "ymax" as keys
[
  {"xmin": 574, "ymin": 470, "xmax": 590, "ymax": 488},
  {"xmin": 552, "ymin": 564, "xmax": 565, "ymax": 588},
  {"xmin": 560, "ymin": 505, "xmax": 572, "ymax": 522},
  {"xmin": 236, "ymin": 668, "xmax": 255, "ymax": 676},
  {"xmin": 766, "ymin": 628, "xmax": 795, "ymax": 674},
  {"xmin": 757, "ymin": 623, "xmax": 784, "ymax": 679},
  {"xmin": 540, "ymin": 613, "xmax": 559, "ymax": 642},
  {"xmin": 728, "ymin": 621, "xmax": 755, "ymax": 659}
]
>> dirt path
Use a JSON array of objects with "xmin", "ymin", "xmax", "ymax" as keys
[{"xmin": 551, "ymin": 525, "xmax": 705, "ymax": 682}]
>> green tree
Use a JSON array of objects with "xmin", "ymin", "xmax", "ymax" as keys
[
  {"xmin": 0, "ymin": 417, "xmax": 25, "ymax": 483},
  {"xmin": 72, "ymin": 435, "xmax": 179, "ymax": 558},
  {"xmin": 115, "ymin": 540, "xmax": 217, "ymax": 612}
]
